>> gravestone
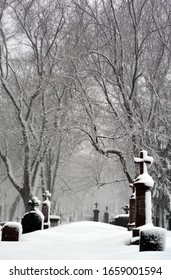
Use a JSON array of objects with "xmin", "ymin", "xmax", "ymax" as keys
[
  {"xmin": 133, "ymin": 150, "xmax": 154, "ymax": 237},
  {"xmin": 50, "ymin": 215, "xmax": 61, "ymax": 227},
  {"xmin": 21, "ymin": 196, "xmax": 44, "ymax": 234},
  {"xmin": 1, "ymin": 222, "xmax": 22, "ymax": 241},
  {"xmin": 104, "ymin": 206, "xmax": 109, "ymax": 223},
  {"xmin": 128, "ymin": 184, "xmax": 136, "ymax": 231},
  {"xmin": 93, "ymin": 202, "xmax": 100, "ymax": 222},
  {"xmin": 42, "ymin": 190, "xmax": 51, "ymax": 229}
]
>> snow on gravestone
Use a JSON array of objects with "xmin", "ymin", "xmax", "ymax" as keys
[
  {"xmin": 21, "ymin": 197, "xmax": 44, "ymax": 234},
  {"xmin": 1, "ymin": 222, "xmax": 22, "ymax": 241},
  {"xmin": 132, "ymin": 150, "xmax": 154, "ymax": 237},
  {"xmin": 132, "ymin": 150, "xmax": 167, "ymax": 251},
  {"xmin": 42, "ymin": 190, "xmax": 51, "ymax": 229}
]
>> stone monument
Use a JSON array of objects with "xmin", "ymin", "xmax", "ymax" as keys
[
  {"xmin": 132, "ymin": 150, "xmax": 154, "ymax": 237},
  {"xmin": 104, "ymin": 206, "xmax": 109, "ymax": 223},
  {"xmin": 1, "ymin": 222, "xmax": 22, "ymax": 241},
  {"xmin": 42, "ymin": 190, "xmax": 51, "ymax": 229},
  {"xmin": 93, "ymin": 202, "xmax": 100, "ymax": 222},
  {"xmin": 21, "ymin": 196, "xmax": 44, "ymax": 234}
]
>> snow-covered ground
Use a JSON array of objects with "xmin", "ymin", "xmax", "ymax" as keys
[{"xmin": 0, "ymin": 221, "xmax": 171, "ymax": 260}]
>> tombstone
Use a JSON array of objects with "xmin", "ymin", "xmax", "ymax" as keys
[
  {"xmin": 93, "ymin": 202, "xmax": 100, "ymax": 222},
  {"xmin": 1, "ymin": 222, "xmax": 22, "ymax": 241},
  {"xmin": 104, "ymin": 206, "xmax": 109, "ymax": 223},
  {"xmin": 42, "ymin": 190, "xmax": 51, "ymax": 229},
  {"xmin": 128, "ymin": 184, "xmax": 136, "ymax": 231},
  {"xmin": 132, "ymin": 150, "xmax": 154, "ymax": 237},
  {"xmin": 50, "ymin": 215, "xmax": 61, "ymax": 227},
  {"xmin": 21, "ymin": 196, "xmax": 44, "ymax": 234}
]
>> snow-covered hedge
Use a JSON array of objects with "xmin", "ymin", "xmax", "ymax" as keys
[
  {"xmin": 114, "ymin": 214, "xmax": 129, "ymax": 228},
  {"xmin": 140, "ymin": 225, "xmax": 167, "ymax": 251}
]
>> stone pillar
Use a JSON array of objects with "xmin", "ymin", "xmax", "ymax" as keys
[
  {"xmin": 128, "ymin": 192, "xmax": 136, "ymax": 231},
  {"xmin": 42, "ymin": 190, "xmax": 51, "ymax": 229},
  {"xmin": 93, "ymin": 202, "xmax": 100, "ymax": 222},
  {"xmin": 104, "ymin": 206, "xmax": 109, "ymax": 223}
]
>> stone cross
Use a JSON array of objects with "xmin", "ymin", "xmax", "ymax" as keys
[
  {"xmin": 133, "ymin": 150, "xmax": 154, "ymax": 237},
  {"xmin": 28, "ymin": 196, "xmax": 41, "ymax": 211},
  {"xmin": 95, "ymin": 202, "xmax": 99, "ymax": 209},
  {"xmin": 134, "ymin": 150, "xmax": 153, "ymax": 175},
  {"xmin": 93, "ymin": 202, "xmax": 100, "ymax": 222}
]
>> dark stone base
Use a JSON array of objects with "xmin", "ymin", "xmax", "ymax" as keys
[{"xmin": 132, "ymin": 228, "xmax": 140, "ymax": 237}]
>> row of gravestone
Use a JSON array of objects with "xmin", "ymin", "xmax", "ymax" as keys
[
  {"xmin": 93, "ymin": 150, "xmax": 168, "ymax": 251},
  {"xmin": 93, "ymin": 204, "xmax": 110, "ymax": 223},
  {"xmin": 1, "ymin": 191, "xmax": 61, "ymax": 242}
]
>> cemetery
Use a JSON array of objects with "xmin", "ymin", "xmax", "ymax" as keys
[
  {"xmin": 0, "ymin": 150, "xmax": 171, "ymax": 259},
  {"xmin": 0, "ymin": 0, "xmax": 171, "ymax": 263}
]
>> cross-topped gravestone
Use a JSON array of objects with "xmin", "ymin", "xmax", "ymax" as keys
[
  {"xmin": 93, "ymin": 202, "xmax": 100, "ymax": 222},
  {"xmin": 21, "ymin": 196, "xmax": 44, "ymax": 234},
  {"xmin": 42, "ymin": 190, "xmax": 51, "ymax": 229},
  {"xmin": 133, "ymin": 150, "xmax": 154, "ymax": 237}
]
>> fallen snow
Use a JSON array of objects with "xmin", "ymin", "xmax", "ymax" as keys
[
  {"xmin": 134, "ymin": 173, "xmax": 154, "ymax": 188},
  {"xmin": 0, "ymin": 221, "xmax": 171, "ymax": 260}
]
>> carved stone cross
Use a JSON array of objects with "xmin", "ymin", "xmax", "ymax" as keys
[
  {"xmin": 28, "ymin": 196, "xmax": 41, "ymax": 211},
  {"xmin": 43, "ymin": 190, "xmax": 51, "ymax": 201},
  {"xmin": 134, "ymin": 150, "xmax": 153, "ymax": 174},
  {"xmin": 95, "ymin": 202, "xmax": 99, "ymax": 209}
]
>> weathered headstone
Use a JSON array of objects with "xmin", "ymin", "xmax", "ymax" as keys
[
  {"xmin": 1, "ymin": 222, "xmax": 22, "ymax": 241},
  {"xmin": 133, "ymin": 150, "xmax": 154, "ymax": 237},
  {"xmin": 42, "ymin": 190, "xmax": 51, "ymax": 229},
  {"xmin": 21, "ymin": 196, "xmax": 44, "ymax": 234},
  {"xmin": 93, "ymin": 202, "xmax": 100, "ymax": 222},
  {"xmin": 104, "ymin": 206, "xmax": 109, "ymax": 223}
]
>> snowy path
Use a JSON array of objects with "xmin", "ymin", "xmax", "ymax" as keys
[{"xmin": 0, "ymin": 221, "xmax": 171, "ymax": 259}]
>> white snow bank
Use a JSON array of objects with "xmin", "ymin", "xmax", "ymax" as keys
[{"xmin": 0, "ymin": 221, "xmax": 171, "ymax": 260}]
